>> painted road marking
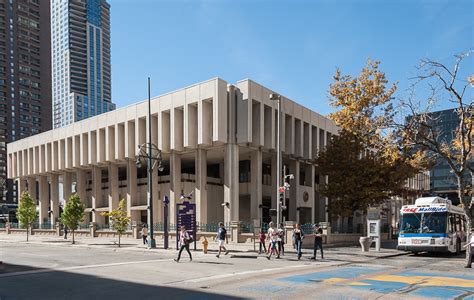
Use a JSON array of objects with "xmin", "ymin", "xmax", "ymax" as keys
[
  {"xmin": 0, "ymin": 258, "xmax": 171, "ymax": 278},
  {"xmin": 184, "ymin": 264, "xmax": 311, "ymax": 284}
]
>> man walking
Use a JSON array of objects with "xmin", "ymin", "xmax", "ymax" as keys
[
  {"xmin": 310, "ymin": 224, "xmax": 324, "ymax": 260},
  {"xmin": 216, "ymin": 222, "xmax": 229, "ymax": 258}
]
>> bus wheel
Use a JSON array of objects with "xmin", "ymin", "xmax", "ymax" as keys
[{"xmin": 456, "ymin": 240, "xmax": 461, "ymax": 255}]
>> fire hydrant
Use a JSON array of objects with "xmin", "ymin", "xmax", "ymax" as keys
[{"xmin": 202, "ymin": 237, "xmax": 209, "ymax": 254}]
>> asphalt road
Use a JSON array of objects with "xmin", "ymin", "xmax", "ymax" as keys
[{"xmin": 0, "ymin": 242, "xmax": 472, "ymax": 299}]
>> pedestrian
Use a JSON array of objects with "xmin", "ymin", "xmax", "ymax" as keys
[
  {"xmin": 64, "ymin": 225, "xmax": 68, "ymax": 240},
  {"xmin": 278, "ymin": 223, "xmax": 285, "ymax": 256},
  {"xmin": 463, "ymin": 228, "xmax": 474, "ymax": 268},
  {"xmin": 174, "ymin": 226, "xmax": 192, "ymax": 262},
  {"xmin": 141, "ymin": 224, "xmax": 148, "ymax": 245},
  {"xmin": 258, "ymin": 229, "xmax": 267, "ymax": 254},
  {"xmin": 216, "ymin": 222, "xmax": 229, "ymax": 258},
  {"xmin": 310, "ymin": 224, "xmax": 324, "ymax": 260},
  {"xmin": 266, "ymin": 222, "xmax": 280, "ymax": 259},
  {"xmin": 293, "ymin": 223, "xmax": 304, "ymax": 260}
]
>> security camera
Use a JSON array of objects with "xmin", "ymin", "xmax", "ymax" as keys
[
  {"xmin": 221, "ymin": 202, "xmax": 230, "ymax": 207},
  {"xmin": 287, "ymin": 174, "xmax": 294, "ymax": 180}
]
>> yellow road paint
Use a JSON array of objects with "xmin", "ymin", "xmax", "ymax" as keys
[
  {"xmin": 367, "ymin": 275, "xmax": 474, "ymax": 288},
  {"xmin": 346, "ymin": 282, "xmax": 371, "ymax": 286},
  {"xmin": 322, "ymin": 278, "xmax": 347, "ymax": 284}
]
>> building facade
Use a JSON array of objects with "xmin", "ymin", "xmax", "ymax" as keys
[
  {"xmin": 7, "ymin": 78, "xmax": 338, "ymax": 227},
  {"xmin": 0, "ymin": 0, "xmax": 52, "ymax": 204},
  {"xmin": 426, "ymin": 109, "xmax": 473, "ymax": 204},
  {"xmin": 51, "ymin": 0, "xmax": 114, "ymax": 129}
]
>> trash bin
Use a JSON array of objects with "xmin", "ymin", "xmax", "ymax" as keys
[{"xmin": 359, "ymin": 237, "xmax": 371, "ymax": 252}]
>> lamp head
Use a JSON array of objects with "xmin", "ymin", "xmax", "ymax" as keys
[{"xmin": 269, "ymin": 93, "xmax": 280, "ymax": 101}]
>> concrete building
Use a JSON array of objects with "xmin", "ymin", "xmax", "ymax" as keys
[
  {"xmin": 0, "ymin": 0, "xmax": 52, "ymax": 204},
  {"xmin": 7, "ymin": 78, "xmax": 337, "ymax": 227},
  {"xmin": 51, "ymin": 0, "xmax": 114, "ymax": 129}
]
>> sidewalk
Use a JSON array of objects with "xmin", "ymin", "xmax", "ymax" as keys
[{"xmin": 0, "ymin": 232, "xmax": 406, "ymax": 259}]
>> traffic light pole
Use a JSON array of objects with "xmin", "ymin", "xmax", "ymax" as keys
[{"xmin": 276, "ymin": 96, "xmax": 281, "ymax": 229}]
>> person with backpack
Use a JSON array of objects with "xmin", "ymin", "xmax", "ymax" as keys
[
  {"xmin": 215, "ymin": 222, "xmax": 229, "ymax": 258},
  {"xmin": 174, "ymin": 225, "xmax": 192, "ymax": 262},
  {"xmin": 293, "ymin": 223, "xmax": 304, "ymax": 260}
]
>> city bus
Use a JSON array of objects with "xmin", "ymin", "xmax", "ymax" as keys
[{"xmin": 397, "ymin": 196, "xmax": 467, "ymax": 254}]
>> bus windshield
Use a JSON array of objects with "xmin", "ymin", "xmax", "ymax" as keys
[{"xmin": 400, "ymin": 212, "xmax": 447, "ymax": 234}]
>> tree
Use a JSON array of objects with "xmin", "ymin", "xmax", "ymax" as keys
[
  {"xmin": 316, "ymin": 130, "xmax": 418, "ymax": 217},
  {"xmin": 101, "ymin": 199, "xmax": 130, "ymax": 247},
  {"xmin": 317, "ymin": 60, "xmax": 421, "ymax": 217},
  {"xmin": 60, "ymin": 194, "xmax": 85, "ymax": 245},
  {"xmin": 16, "ymin": 191, "xmax": 37, "ymax": 241},
  {"xmin": 395, "ymin": 52, "xmax": 473, "ymax": 267}
]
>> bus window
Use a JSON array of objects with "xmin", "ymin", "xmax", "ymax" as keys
[
  {"xmin": 400, "ymin": 213, "xmax": 421, "ymax": 234},
  {"xmin": 421, "ymin": 212, "xmax": 447, "ymax": 234}
]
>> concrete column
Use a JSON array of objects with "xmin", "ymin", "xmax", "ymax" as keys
[
  {"xmin": 38, "ymin": 176, "xmax": 48, "ymax": 225},
  {"xmin": 224, "ymin": 144, "xmax": 239, "ymax": 223},
  {"xmin": 170, "ymin": 152, "xmax": 182, "ymax": 225},
  {"xmin": 91, "ymin": 166, "xmax": 104, "ymax": 224},
  {"xmin": 62, "ymin": 172, "xmax": 72, "ymax": 204},
  {"xmin": 27, "ymin": 177, "xmax": 36, "ymax": 202},
  {"xmin": 309, "ymin": 165, "xmax": 316, "ymax": 224},
  {"xmin": 17, "ymin": 179, "xmax": 27, "ymax": 198},
  {"xmin": 250, "ymin": 150, "xmax": 262, "ymax": 222},
  {"xmin": 76, "ymin": 170, "xmax": 87, "ymax": 206},
  {"xmin": 50, "ymin": 174, "xmax": 59, "ymax": 227},
  {"xmin": 126, "ymin": 160, "xmax": 139, "ymax": 223},
  {"xmin": 289, "ymin": 160, "xmax": 300, "ymax": 222},
  {"xmin": 195, "ymin": 148, "xmax": 207, "ymax": 224},
  {"xmin": 108, "ymin": 164, "xmax": 119, "ymax": 210},
  {"xmin": 75, "ymin": 170, "xmax": 89, "ymax": 223},
  {"xmin": 152, "ymin": 166, "xmax": 160, "ymax": 224}
]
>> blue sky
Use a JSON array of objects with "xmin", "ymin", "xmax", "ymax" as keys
[{"xmin": 109, "ymin": 0, "xmax": 472, "ymax": 116}]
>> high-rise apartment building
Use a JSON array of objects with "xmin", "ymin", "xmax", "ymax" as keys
[
  {"xmin": 51, "ymin": 0, "xmax": 114, "ymax": 129},
  {"xmin": 0, "ymin": 0, "xmax": 52, "ymax": 204}
]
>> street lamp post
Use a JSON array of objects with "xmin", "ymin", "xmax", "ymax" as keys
[
  {"xmin": 269, "ymin": 93, "xmax": 282, "ymax": 228},
  {"xmin": 135, "ymin": 78, "xmax": 163, "ymax": 249}
]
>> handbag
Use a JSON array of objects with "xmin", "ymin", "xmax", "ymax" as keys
[{"xmin": 186, "ymin": 236, "xmax": 194, "ymax": 244}]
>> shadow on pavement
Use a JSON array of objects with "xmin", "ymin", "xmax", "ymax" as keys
[{"xmin": 0, "ymin": 263, "xmax": 247, "ymax": 300}]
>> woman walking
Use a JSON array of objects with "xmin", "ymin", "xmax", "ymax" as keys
[
  {"xmin": 141, "ymin": 224, "xmax": 148, "ymax": 245},
  {"xmin": 267, "ymin": 222, "xmax": 280, "ymax": 259},
  {"xmin": 174, "ymin": 226, "xmax": 192, "ymax": 262},
  {"xmin": 293, "ymin": 223, "xmax": 304, "ymax": 260}
]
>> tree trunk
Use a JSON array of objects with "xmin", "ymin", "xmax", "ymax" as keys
[
  {"xmin": 72, "ymin": 230, "xmax": 75, "ymax": 245},
  {"xmin": 459, "ymin": 175, "xmax": 472, "ymax": 268},
  {"xmin": 26, "ymin": 225, "xmax": 29, "ymax": 242},
  {"xmin": 465, "ymin": 217, "xmax": 472, "ymax": 268},
  {"xmin": 118, "ymin": 233, "xmax": 121, "ymax": 248}
]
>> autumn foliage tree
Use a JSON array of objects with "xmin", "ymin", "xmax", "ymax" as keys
[
  {"xmin": 101, "ymin": 199, "xmax": 130, "ymax": 247},
  {"xmin": 316, "ymin": 60, "xmax": 421, "ymax": 217}
]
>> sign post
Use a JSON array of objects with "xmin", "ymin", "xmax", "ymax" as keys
[
  {"xmin": 163, "ymin": 195, "xmax": 169, "ymax": 249},
  {"xmin": 175, "ymin": 200, "xmax": 196, "ymax": 251}
]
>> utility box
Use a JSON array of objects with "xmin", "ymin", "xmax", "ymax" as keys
[{"xmin": 367, "ymin": 208, "xmax": 381, "ymax": 252}]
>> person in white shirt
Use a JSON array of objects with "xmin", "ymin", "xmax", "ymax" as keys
[{"xmin": 266, "ymin": 222, "xmax": 280, "ymax": 260}]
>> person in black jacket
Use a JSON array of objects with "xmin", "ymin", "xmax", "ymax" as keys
[{"xmin": 310, "ymin": 224, "xmax": 324, "ymax": 260}]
